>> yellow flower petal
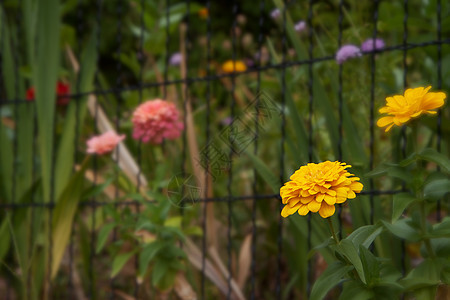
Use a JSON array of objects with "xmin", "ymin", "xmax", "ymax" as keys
[
  {"xmin": 281, "ymin": 203, "xmax": 300, "ymax": 218},
  {"xmin": 324, "ymin": 194, "xmax": 336, "ymax": 205},
  {"xmin": 307, "ymin": 200, "xmax": 321, "ymax": 212},
  {"xmin": 318, "ymin": 203, "xmax": 336, "ymax": 218},
  {"xmin": 298, "ymin": 204, "xmax": 310, "ymax": 216}
]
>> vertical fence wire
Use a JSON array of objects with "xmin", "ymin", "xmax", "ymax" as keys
[
  {"xmin": 201, "ymin": 0, "xmax": 212, "ymax": 299},
  {"xmin": 181, "ymin": 0, "xmax": 190, "ymax": 222},
  {"xmin": 12, "ymin": 2, "xmax": 21, "ymax": 299},
  {"xmin": 306, "ymin": 0, "xmax": 314, "ymax": 296},
  {"xmin": 111, "ymin": 0, "xmax": 124, "ymax": 299},
  {"xmin": 163, "ymin": 0, "xmax": 170, "ymax": 100},
  {"xmin": 369, "ymin": 0, "xmax": 380, "ymax": 225},
  {"xmin": 436, "ymin": 0, "xmax": 442, "ymax": 221},
  {"xmin": 0, "ymin": 2, "xmax": 8, "ymax": 299},
  {"xmin": 12, "ymin": 0, "xmax": 20, "ymax": 207},
  {"xmin": 226, "ymin": 2, "xmax": 238, "ymax": 298},
  {"xmin": 400, "ymin": 0, "xmax": 409, "ymax": 280},
  {"xmin": 134, "ymin": 0, "xmax": 146, "ymax": 297},
  {"xmin": 250, "ymin": 1, "xmax": 265, "ymax": 299},
  {"xmin": 69, "ymin": 0, "xmax": 84, "ymax": 296},
  {"xmin": 276, "ymin": 1, "xmax": 287, "ymax": 298},
  {"xmin": 110, "ymin": 0, "xmax": 124, "ymax": 298},
  {"xmin": 90, "ymin": 1, "xmax": 103, "ymax": 299},
  {"xmin": 337, "ymin": 0, "xmax": 344, "ymax": 240}
]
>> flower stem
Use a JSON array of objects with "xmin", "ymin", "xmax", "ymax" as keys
[
  {"xmin": 420, "ymin": 201, "xmax": 436, "ymax": 259},
  {"xmin": 327, "ymin": 218, "xmax": 340, "ymax": 244}
]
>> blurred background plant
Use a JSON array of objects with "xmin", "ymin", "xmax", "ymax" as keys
[{"xmin": 0, "ymin": 0, "xmax": 449, "ymax": 299}]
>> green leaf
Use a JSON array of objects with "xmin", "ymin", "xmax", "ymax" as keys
[
  {"xmin": 111, "ymin": 251, "xmax": 135, "ymax": 278},
  {"xmin": 139, "ymin": 241, "xmax": 165, "ymax": 277},
  {"xmin": 392, "ymin": 193, "xmax": 417, "ymax": 221},
  {"xmin": 152, "ymin": 259, "xmax": 169, "ymax": 287},
  {"xmin": 401, "ymin": 259, "xmax": 441, "ymax": 290},
  {"xmin": 430, "ymin": 238, "xmax": 450, "ymax": 258},
  {"xmin": 418, "ymin": 148, "xmax": 450, "ymax": 174},
  {"xmin": 423, "ymin": 178, "xmax": 450, "ymax": 199},
  {"xmin": 0, "ymin": 218, "xmax": 11, "ymax": 263},
  {"xmin": 183, "ymin": 226, "xmax": 203, "ymax": 236},
  {"xmin": 339, "ymin": 281, "xmax": 374, "ymax": 300},
  {"xmin": 359, "ymin": 245, "xmax": 379, "ymax": 285},
  {"xmin": 430, "ymin": 217, "xmax": 450, "ymax": 237},
  {"xmin": 54, "ymin": 32, "xmax": 98, "ymax": 201},
  {"xmin": 51, "ymin": 157, "xmax": 90, "ymax": 279},
  {"xmin": 381, "ymin": 219, "xmax": 421, "ymax": 242},
  {"xmin": 243, "ymin": 148, "xmax": 279, "ymax": 193},
  {"xmin": 337, "ymin": 239, "xmax": 366, "ymax": 284},
  {"xmin": 34, "ymin": 0, "xmax": 60, "ymax": 201},
  {"xmin": 310, "ymin": 261, "xmax": 353, "ymax": 300},
  {"xmin": 96, "ymin": 223, "xmax": 116, "ymax": 254},
  {"xmin": 346, "ymin": 224, "xmax": 383, "ymax": 249},
  {"xmin": 164, "ymin": 216, "xmax": 182, "ymax": 228}
]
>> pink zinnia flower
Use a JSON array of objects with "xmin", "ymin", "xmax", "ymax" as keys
[
  {"xmin": 294, "ymin": 21, "xmax": 306, "ymax": 33},
  {"xmin": 361, "ymin": 38, "xmax": 385, "ymax": 52},
  {"xmin": 86, "ymin": 130, "xmax": 125, "ymax": 155},
  {"xmin": 335, "ymin": 44, "xmax": 362, "ymax": 64},
  {"xmin": 132, "ymin": 99, "xmax": 184, "ymax": 144}
]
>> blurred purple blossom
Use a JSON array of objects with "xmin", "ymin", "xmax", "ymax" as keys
[
  {"xmin": 361, "ymin": 38, "xmax": 385, "ymax": 52},
  {"xmin": 294, "ymin": 21, "xmax": 306, "ymax": 33},
  {"xmin": 169, "ymin": 52, "xmax": 183, "ymax": 66},
  {"xmin": 335, "ymin": 44, "xmax": 362, "ymax": 64},
  {"xmin": 221, "ymin": 117, "xmax": 233, "ymax": 126},
  {"xmin": 244, "ymin": 58, "xmax": 254, "ymax": 67},
  {"xmin": 270, "ymin": 8, "xmax": 281, "ymax": 19}
]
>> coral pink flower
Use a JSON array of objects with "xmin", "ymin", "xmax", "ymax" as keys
[
  {"xmin": 132, "ymin": 99, "xmax": 184, "ymax": 144},
  {"xmin": 86, "ymin": 131, "xmax": 126, "ymax": 155}
]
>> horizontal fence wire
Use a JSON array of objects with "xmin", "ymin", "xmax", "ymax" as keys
[
  {"xmin": 2, "ymin": 39, "xmax": 450, "ymax": 105},
  {"xmin": 0, "ymin": 190, "xmax": 403, "ymax": 209}
]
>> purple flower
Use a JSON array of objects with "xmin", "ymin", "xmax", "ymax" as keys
[
  {"xmin": 361, "ymin": 38, "xmax": 385, "ymax": 52},
  {"xmin": 335, "ymin": 44, "xmax": 362, "ymax": 64},
  {"xmin": 294, "ymin": 21, "xmax": 306, "ymax": 33},
  {"xmin": 270, "ymin": 8, "xmax": 281, "ymax": 20},
  {"xmin": 169, "ymin": 52, "xmax": 183, "ymax": 66}
]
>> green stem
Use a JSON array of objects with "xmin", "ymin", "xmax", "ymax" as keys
[
  {"xmin": 327, "ymin": 218, "xmax": 340, "ymax": 244},
  {"xmin": 420, "ymin": 201, "xmax": 435, "ymax": 259}
]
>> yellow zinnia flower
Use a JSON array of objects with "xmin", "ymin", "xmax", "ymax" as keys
[
  {"xmin": 377, "ymin": 86, "xmax": 446, "ymax": 132},
  {"xmin": 221, "ymin": 60, "xmax": 247, "ymax": 73},
  {"xmin": 280, "ymin": 161, "xmax": 363, "ymax": 218}
]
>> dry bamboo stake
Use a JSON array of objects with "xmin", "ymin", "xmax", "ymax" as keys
[
  {"xmin": 237, "ymin": 234, "xmax": 252, "ymax": 290},
  {"xmin": 208, "ymin": 247, "xmax": 246, "ymax": 300}
]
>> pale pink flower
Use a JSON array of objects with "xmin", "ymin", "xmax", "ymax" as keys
[
  {"xmin": 86, "ymin": 131, "xmax": 125, "ymax": 155},
  {"xmin": 132, "ymin": 99, "xmax": 184, "ymax": 144},
  {"xmin": 335, "ymin": 44, "xmax": 362, "ymax": 64}
]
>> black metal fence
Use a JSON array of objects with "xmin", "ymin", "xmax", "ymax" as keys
[{"xmin": 0, "ymin": 0, "xmax": 449, "ymax": 299}]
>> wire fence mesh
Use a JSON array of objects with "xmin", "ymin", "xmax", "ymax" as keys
[{"xmin": 0, "ymin": 0, "xmax": 449, "ymax": 299}]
